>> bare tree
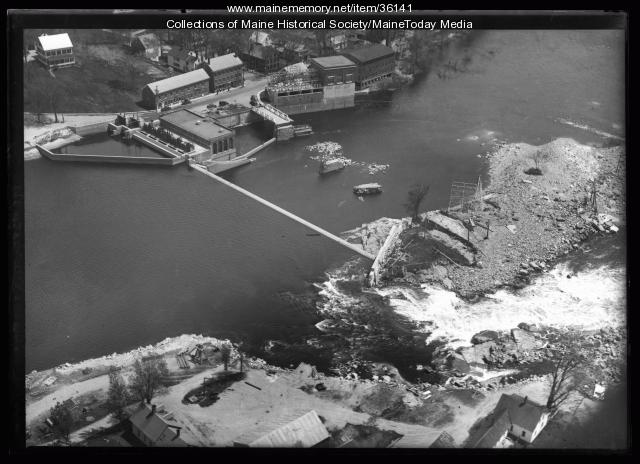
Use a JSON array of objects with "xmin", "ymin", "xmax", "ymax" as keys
[
  {"xmin": 49, "ymin": 400, "xmax": 75, "ymax": 444},
  {"xmin": 220, "ymin": 344, "xmax": 232, "ymax": 371},
  {"xmin": 129, "ymin": 357, "xmax": 169, "ymax": 404},
  {"xmin": 404, "ymin": 183, "xmax": 430, "ymax": 224},
  {"xmin": 546, "ymin": 343, "xmax": 585, "ymax": 412},
  {"xmin": 106, "ymin": 368, "xmax": 130, "ymax": 422}
]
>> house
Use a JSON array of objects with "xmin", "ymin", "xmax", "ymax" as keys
[
  {"xmin": 35, "ymin": 33, "xmax": 75, "ymax": 69},
  {"xmin": 129, "ymin": 403, "xmax": 187, "ymax": 447},
  {"xmin": 309, "ymin": 56, "xmax": 357, "ymax": 86},
  {"xmin": 141, "ymin": 68, "xmax": 210, "ymax": 110},
  {"xmin": 199, "ymin": 53, "xmax": 244, "ymax": 92},
  {"xmin": 430, "ymin": 431, "xmax": 456, "ymax": 448},
  {"xmin": 159, "ymin": 109, "xmax": 236, "ymax": 161},
  {"xmin": 239, "ymin": 43, "xmax": 284, "ymax": 74},
  {"xmin": 130, "ymin": 33, "xmax": 162, "ymax": 61},
  {"xmin": 341, "ymin": 43, "xmax": 396, "ymax": 90},
  {"xmin": 233, "ymin": 410, "xmax": 330, "ymax": 448},
  {"xmin": 249, "ymin": 30, "xmax": 273, "ymax": 47},
  {"xmin": 474, "ymin": 394, "xmax": 550, "ymax": 447},
  {"xmin": 167, "ymin": 48, "xmax": 200, "ymax": 73}
]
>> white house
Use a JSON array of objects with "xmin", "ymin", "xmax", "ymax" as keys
[
  {"xmin": 475, "ymin": 394, "xmax": 550, "ymax": 447},
  {"xmin": 35, "ymin": 33, "xmax": 75, "ymax": 69}
]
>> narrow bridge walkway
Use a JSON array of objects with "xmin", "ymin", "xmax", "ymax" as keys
[
  {"xmin": 252, "ymin": 103, "xmax": 293, "ymax": 126},
  {"xmin": 191, "ymin": 164, "xmax": 375, "ymax": 260}
]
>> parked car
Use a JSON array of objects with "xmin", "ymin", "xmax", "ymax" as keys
[
  {"xmin": 206, "ymin": 103, "xmax": 216, "ymax": 109},
  {"xmin": 218, "ymin": 100, "xmax": 229, "ymax": 106},
  {"xmin": 182, "ymin": 99, "xmax": 191, "ymax": 105}
]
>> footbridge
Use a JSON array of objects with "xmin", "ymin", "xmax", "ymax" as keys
[
  {"xmin": 191, "ymin": 163, "xmax": 375, "ymax": 260},
  {"xmin": 251, "ymin": 103, "xmax": 295, "ymax": 141}
]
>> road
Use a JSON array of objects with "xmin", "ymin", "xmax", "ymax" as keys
[{"xmin": 185, "ymin": 72, "xmax": 269, "ymax": 115}]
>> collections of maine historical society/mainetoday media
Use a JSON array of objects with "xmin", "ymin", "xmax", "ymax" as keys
[{"xmin": 165, "ymin": 19, "xmax": 474, "ymax": 30}]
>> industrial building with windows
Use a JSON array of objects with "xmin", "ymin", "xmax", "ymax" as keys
[
  {"xmin": 199, "ymin": 53, "xmax": 244, "ymax": 93},
  {"xmin": 160, "ymin": 109, "xmax": 236, "ymax": 161},
  {"xmin": 341, "ymin": 43, "xmax": 396, "ymax": 90},
  {"xmin": 141, "ymin": 69, "xmax": 210, "ymax": 110},
  {"xmin": 35, "ymin": 33, "xmax": 75, "ymax": 69}
]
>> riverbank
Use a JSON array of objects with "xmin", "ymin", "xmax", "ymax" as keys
[{"xmin": 311, "ymin": 135, "xmax": 626, "ymax": 405}]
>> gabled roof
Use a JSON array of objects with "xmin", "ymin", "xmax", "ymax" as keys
[
  {"xmin": 474, "ymin": 409, "xmax": 511, "ymax": 448},
  {"xmin": 341, "ymin": 43, "xmax": 395, "ymax": 63},
  {"xmin": 204, "ymin": 53, "xmax": 243, "ymax": 71},
  {"xmin": 250, "ymin": 31, "xmax": 272, "ymax": 46},
  {"xmin": 430, "ymin": 431, "xmax": 456, "ymax": 448},
  {"xmin": 244, "ymin": 43, "xmax": 278, "ymax": 60},
  {"xmin": 236, "ymin": 410, "xmax": 330, "ymax": 448},
  {"xmin": 135, "ymin": 33, "xmax": 161, "ymax": 50},
  {"xmin": 38, "ymin": 33, "xmax": 73, "ymax": 51},
  {"xmin": 129, "ymin": 403, "xmax": 186, "ymax": 447},
  {"xmin": 494, "ymin": 394, "xmax": 548, "ymax": 432},
  {"xmin": 167, "ymin": 48, "xmax": 197, "ymax": 62},
  {"xmin": 146, "ymin": 68, "xmax": 209, "ymax": 94}
]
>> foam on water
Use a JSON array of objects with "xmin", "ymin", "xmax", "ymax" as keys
[{"xmin": 375, "ymin": 262, "xmax": 626, "ymax": 348}]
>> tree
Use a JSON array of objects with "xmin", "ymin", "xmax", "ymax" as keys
[
  {"xmin": 129, "ymin": 357, "xmax": 169, "ymax": 404},
  {"xmin": 106, "ymin": 368, "xmax": 130, "ymax": 422},
  {"xmin": 404, "ymin": 183, "xmax": 430, "ymax": 224},
  {"xmin": 49, "ymin": 400, "xmax": 75, "ymax": 444},
  {"xmin": 220, "ymin": 344, "xmax": 232, "ymax": 371},
  {"xmin": 546, "ymin": 342, "xmax": 585, "ymax": 412}
]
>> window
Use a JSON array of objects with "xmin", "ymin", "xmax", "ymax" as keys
[
  {"xmin": 521, "ymin": 431, "xmax": 526, "ymax": 437},
  {"xmin": 229, "ymin": 138, "xmax": 233, "ymax": 149}
]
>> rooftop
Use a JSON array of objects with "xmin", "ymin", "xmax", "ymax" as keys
[
  {"xmin": 204, "ymin": 53, "xmax": 243, "ymax": 71},
  {"xmin": 146, "ymin": 68, "xmax": 209, "ymax": 95},
  {"xmin": 38, "ymin": 33, "xmax": 73, "ymax": 51},
  {"xmin": 161, "ymin": 109, "xmax": 232, "ymax": 141},
  {"xmin": 135, "ymin": 33, "xmax": 161, "ymax": 49},
  {"xmin": 494, "ymin": 394, "xmax": 548, "ymax": 432},
  {"xmin": 129, "ymin": 403, "xmax": 186, "ymax": 447},
  {"xmin": 234, "ymin": 410, "xmax": 330, "ymax": 448},
  {"xmin": 341, "ymin": 43, "xmax": 395, "ymax": 63},
  {"xmin": 474, "ymin": 409, "xmax": 511, "ymax": 448},
  {"xmin": 167, "ymin": 48, "xmax": 197, "ymax": 62},
  {"xmin": 244, "ymin": 43, "xmax": 278, "ymax": 60},
  {"xmin": 310, "ymin": 55, "xmax": 356, "ymax": 69}
]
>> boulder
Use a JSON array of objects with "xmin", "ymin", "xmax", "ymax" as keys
[
  {"xmin": 517, "ymin": 322, "xmax": 540, "ymax": 332},
  {"xmin": 471, "ymin": 330, "xmax": 500, "ymax": 345},
  {"xmin": 458, "ymin": 342, "xmax": 495, "ymax": 368},
  {"xmin": 448, "ymin": 353, "xmax": 471, "ymax": 374},
  {"xmin": 510, "ymin": 328, "xmax": 540, "ymax": 350}
]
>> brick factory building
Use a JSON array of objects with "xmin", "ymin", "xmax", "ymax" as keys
[
  {"xmin": 341, "ymin": 43, "xmax": 396, "ymax": 90},
  {"xmin": 142, "ymin": 69, "xmax": 210, "ymax": 110},
  {"xmin": 309, "ymin": 56, "xmax": 357, "ymax": 86},
  {"xmin": 239, "ymin": 43, "xmax": 284, "ymax": 74},
  {"xmin": 200, "ymin": 53, "xmax": 244, "ymax": 92},
  {"xmin": 266, "ymin": 55, "xmax": 356, "ymax": 115},
  {"xmin": 160, "ymin": 109, "xmax": 236, "ymax": 161},
  {"xmin": 35, "ymin": 33, "xmax": 75, "ymax": 69}
]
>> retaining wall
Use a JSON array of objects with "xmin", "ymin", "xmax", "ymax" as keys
[{"xmin": 35, "ymin": 144, "xmax": 184, "ymax": 166}]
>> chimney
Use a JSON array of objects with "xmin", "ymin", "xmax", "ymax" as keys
[{"xmin": 147, "ymin": 404, "xmax": 156, "ymax": 418}]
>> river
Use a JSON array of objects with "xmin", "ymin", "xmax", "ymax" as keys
[{"xmin": 24, "ymin": 30, "xmax": 625, "ymax": 373}]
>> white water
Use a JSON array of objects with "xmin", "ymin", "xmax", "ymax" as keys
[
  {"xmin": 375, "ymin": 262, "xmax": 626, "ymax": 349},
  {"xmin": 316, "ymin": 259, "xmax": 625, "ymax": 350}
]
